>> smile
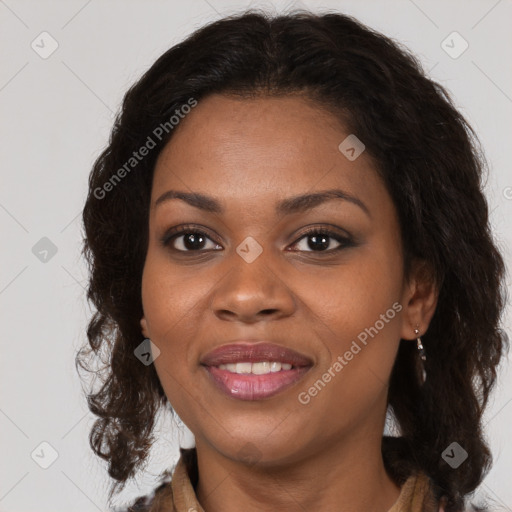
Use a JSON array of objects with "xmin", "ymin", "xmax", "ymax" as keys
[
  {"xmin": 217, "ymin": 361, "xmax": 293, "ymax": 374},
  {"xmin": 200, "ymin": 341, "xmax": 314, "ymax": 400},
  {"xmin": 203, "ymin": 364, "xmax": 311, "ymax": 400}
]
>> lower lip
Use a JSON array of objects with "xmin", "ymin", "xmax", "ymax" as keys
[{"xmin": 203, "ymin": 365, "xmax": 311, "ymax": 400}]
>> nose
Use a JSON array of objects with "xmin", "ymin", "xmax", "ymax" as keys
[{"xmin": 209, "ymin": 250, "xmax": 296, "ymax": 324}]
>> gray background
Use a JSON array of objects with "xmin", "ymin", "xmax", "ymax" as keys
[{"xmin": 1, "ymin": 0, "xmax": 511, "ymax": 510}]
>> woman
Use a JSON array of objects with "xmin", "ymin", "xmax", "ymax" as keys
[{"xmin": 77, "ymin": 10, "xmax": 508, "ymax": 512}]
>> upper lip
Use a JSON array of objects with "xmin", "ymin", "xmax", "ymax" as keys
[{"xmin": 200, "ymin": 342, "xmax": 314, "ymax": 367}]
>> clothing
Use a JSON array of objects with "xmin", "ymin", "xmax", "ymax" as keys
[{"xmin": 119, "ymin": 447, "xmax": 443, "ymax": 512}]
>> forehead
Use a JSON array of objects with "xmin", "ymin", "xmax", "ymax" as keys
[{"xmin": 151, "ymin": 94, "xmax": 385, "ymax": 213}]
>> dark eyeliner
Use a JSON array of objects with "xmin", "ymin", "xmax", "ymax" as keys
[
  {"xmin": 290, "ymin": 226, "xmax": 355, "ymax": 252},
  {"xmin": 160, "ymin": 224, "xmax": 355, "ymax": 254},
  {"xmin": 159, "ymin": 224, "xmax": 219, "ymax": 248}
]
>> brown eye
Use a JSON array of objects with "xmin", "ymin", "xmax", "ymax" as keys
[
  {"xmin": 291, "ymin": 228, "xmax": 353, "ymax": 253},
  {"xmin": 161, "ymin": 225, "xmax": 223, "ymax": 252}
]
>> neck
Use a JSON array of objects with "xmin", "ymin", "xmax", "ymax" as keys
[{"xmin": 194, "ymin": 430, "xmax": 400, "ymax": 512}]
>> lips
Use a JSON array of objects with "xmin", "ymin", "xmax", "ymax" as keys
[
  {"xmin": 200, "ymin": 342, "xmax": 313, "ymax": 401},
  {"xmin": 200, "ymin": 342, "xmax": 313, "ymax": 368}
]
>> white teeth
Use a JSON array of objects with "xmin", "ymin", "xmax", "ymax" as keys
[
  {"xmin": 235, "ymin": 362, "xmax": 252, "ymax": 374},
  {"xmin": 270, "ymin": 362, "xmax": 281, "ymax": 372},
  {"xmin": 252, "ymin": 362, "xmax": 270, "ymax": 375},
  {"xmin": 217, "ymin": 361, "xmax": 294, "ymax": 374}
]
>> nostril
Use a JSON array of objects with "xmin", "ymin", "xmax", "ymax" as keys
[{"xmin": 260, "ymin": 309, "xmax": 279, "ymax": 316}]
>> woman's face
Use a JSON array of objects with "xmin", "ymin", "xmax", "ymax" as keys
[{"xmin": 140, "ymin": 94, "xmax": 432, "ymax": 466}]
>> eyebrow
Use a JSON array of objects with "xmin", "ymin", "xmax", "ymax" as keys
[{"xmin": 154, "ymin": 188, "xmax": 370, "ymax": 218}]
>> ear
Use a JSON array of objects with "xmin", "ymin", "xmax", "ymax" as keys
[
  {"xmin": 399, "ymin": 259, "xmax": 439, "ymax": 340},
  {"xmin": 140, "ymin": 316, "xmax": 150, "ymax": 339}
]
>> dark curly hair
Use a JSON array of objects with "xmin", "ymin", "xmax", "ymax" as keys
[{"xmin": 77, "ymin": 10, "xmax": 508, "ymax": 511}]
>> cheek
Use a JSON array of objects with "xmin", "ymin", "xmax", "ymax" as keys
[
  {"xmin": 141, "ymin": 257, "xmax": 207, "ymax": 419},
  {"xmin": 297, "ymin": 266, "xmax": 402, "ymax": 431},
  {"xmin": 301, "ymin": 242, "xmax": 403, "ymax": 380},
  {"xmin": 140, "ymin": 256, "xmax": 204, "ymax": 388},
  {"xmin": 302, "ymin": 246, "xmax": 402, "ymax": 333},
  {"xmin": 141, "ymin": 251, "xmax": 208, "ymax": 335}
]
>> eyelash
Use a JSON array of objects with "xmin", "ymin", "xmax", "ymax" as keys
[{"xmin": 160, "ymin": 224, "xmax": 354, "ymax": 254}]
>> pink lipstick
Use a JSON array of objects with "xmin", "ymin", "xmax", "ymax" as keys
[{"xmin": 200, "ymin": 342, "xmax": 313, "ymax": 400}]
